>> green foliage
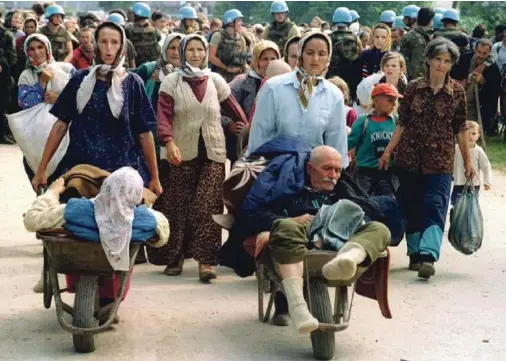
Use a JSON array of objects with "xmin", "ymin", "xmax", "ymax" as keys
[
  {"xmin": 457, "ymin": 1, "xmax": 506, "ymax": 35},
  {"xmin": 212, "ymin": 1, "xmax": 433, "ymax": 27},
  {"xmin": 485, "ymin": 136, "xmax": 506, "ymax": 172}
]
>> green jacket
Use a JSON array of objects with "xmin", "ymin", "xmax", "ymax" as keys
[{"xmin": 400, "ymin": 26, "xmax": 430, "ymax": 80}]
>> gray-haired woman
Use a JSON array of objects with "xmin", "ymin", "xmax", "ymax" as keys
[{"xmin": 380, "ymin": 38, "xmax": 474, "ymax": 280}]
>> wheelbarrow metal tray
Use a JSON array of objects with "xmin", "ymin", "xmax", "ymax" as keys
[{"xmin": 37, "ymin": 230, "xmax": 142, "ymax": 275}]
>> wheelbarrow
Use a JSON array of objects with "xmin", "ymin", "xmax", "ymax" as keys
[
  {"xmin": 37, "ymin": 229, "xmax": 143, "ymax": 353},
  {"xmin": 256, "ymin": 247, "xmax": 391, "ymax": 360}
]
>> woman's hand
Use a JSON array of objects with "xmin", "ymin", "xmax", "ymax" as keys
[
  {"xmin": 48, "ymin": 178, "xmax": 66, "ymax": 195},
  {"xmin": 31, "ymin": 170, "xmax": 48, "ymax": 192},
  {"xmin": 464, "ymin": 161, "xmax": 475, "ymax": 180},
  {"xmin": 166, "ymin": 141, "xmax": 182, "ymax": 166},
  {"xmin": 378, "ymin": 151, "xmax": 391, "ymax": 170},
  {"xmin": 44, "ymin": 90, "xmax": 59, "ymax": 104},
  {"xmin": 227, "ymin": 121, "xmax": 245, "ymax": 136},
  {"xmin": 40, "ymin": 69, "xmax": 53, "ymax": 88},
  {"xmin": 149, "ymin": 178, "xmax": 163, "ymax": 197}
]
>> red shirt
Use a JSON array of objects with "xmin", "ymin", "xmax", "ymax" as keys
[{"xmin": 71, "ymin": 46, "xmax": 94, "ymax": 70}]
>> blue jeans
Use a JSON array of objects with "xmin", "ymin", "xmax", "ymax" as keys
[{"xmin": 396, "ymin": 168, "xmax": 452, "ymax": 262}]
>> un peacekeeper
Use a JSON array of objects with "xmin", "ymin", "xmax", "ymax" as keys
[
  {"xmin": 402, "ymin": 5, "xmax": 420, "ymax": 31},
  {"xmin": 173, "ymin": 6, "xmax": 198, "ymax": 35},
  {"xmin": 209, "ymin": 9, "xmax": 249, "ymax": 83},
  {"xmin": 400, "ymin": 8, "xmax": 434, "ymax": 80},
  {"xmin": 327, "ymin": 7, "xmax": 362, "ymax": 102},
  {"xmin": 125, "ymin": 2, "xmax": 161, "ymax": 66},
  {"xmin": 262, "ymin": 1, "xmax": 300, "ymax": 53},
  {"xmin": 433, "ymin": 9, "xmax": 469, "ymax": 53},
  {"xmin": 38, "ymin": 5, "xmax": 73, "ymax": 62}
]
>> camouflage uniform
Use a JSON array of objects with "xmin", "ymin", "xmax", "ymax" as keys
[
  {"xmin": 400, "ymin": 26, "xmax": 431, "ymax": 80},
  {"xmin": 0, "ymin": 26, "xmax": 17, "ymax": 141},
  {"xmin": 264, "ymin": 18, "xmax": 299, "ymax": 54},
  {"xmin": 172, "ymin": 25, "xmax": 194, "ymax": 35},
  {"xmin": 327, "ymin": 30, "xmax": 362, "ymax": 101},
  {"xmin": 214, "ymin": 29, "xmax": 250, "ymax": 83},
  {"xmin": 39, "ymin": 25, "xmax": 72, "ymax": 62},
  {"xmin": 433, "ymin": 28, "xmax": 469, "ymax": 52},
  {"xmin": 125, "ymin": 22, "xmax": 161, "ymax": 66}
]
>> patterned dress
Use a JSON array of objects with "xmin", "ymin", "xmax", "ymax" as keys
[{"xmin": 50, "ymin": 70, "xmax": 157, "ymax": 184}]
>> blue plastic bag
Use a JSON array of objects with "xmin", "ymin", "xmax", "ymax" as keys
[{"xmin": 448, "ymin": 180, "xmax": 483, "ymax": 255}]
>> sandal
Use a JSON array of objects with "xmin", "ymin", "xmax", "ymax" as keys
[{"xmin": 199, "ymin": 264, "xmax": 217, "ymax": 282}]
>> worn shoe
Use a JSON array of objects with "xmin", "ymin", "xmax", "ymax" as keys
[
  {"xmin": 33, "ymin": 277, "xmax": 44, "ymax": 293},
  {"xmin": 418, "ymin": 262, "xmax": 436, "ymax": 279},
  {"xmin": 164, "ymin": 257, "xmax": 184, "ymax": 276},
  {"xmin": 199, "ymin": 264, "xmax": 217, "ymax": 282},
  {"xmin": 408, "ymin": 255, "xmax": 421, "ymax": 271},
  {"xmin": 282, "ymin": 277, "xmax": 319, "ymax": 333},
  {"xmin": 272, "ymin": 292, "xmax": 290, "ymax": 326},
  {"xmin": 322, "ymin": 242, "xmax": 367, "ymax": 281}
]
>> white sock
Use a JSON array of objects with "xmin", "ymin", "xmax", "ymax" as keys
[
  {"xmin": 322, "ymin": 242, "xmax": 367, "ymax": 281},
  {"xmin": 282, "ymin": 277, "xmax": 319, "ymax": 333}
]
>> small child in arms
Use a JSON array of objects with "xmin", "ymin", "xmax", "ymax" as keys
[{"xmin": 451, "ymin": 120, "xmax": 492, "ymax": 206}]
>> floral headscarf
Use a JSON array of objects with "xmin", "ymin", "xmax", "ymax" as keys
[
  {"xmin": 177, "ymin": 33, "xmax": 211, "ymax": 78},
  {"xmin": 157, "ymin": 33, "xmax": 183, "ymax": 78},
  {"xmin": 296, "ymin": 31, "xmax": 332, "ymax": 110},
  {"xmin": 249, "ymin": 40, "xmax": 280, "ymax": 79},
  {"xmin": 76, "ymin": 21, "xmax": 128, "ymax": 119},
  {"xmin": 94, "ymin": 167, "xmax": 144, "ymax": 271},
  {"xmin": 24, "ymin": 34, "xmax": 54, "ymax": 73}
]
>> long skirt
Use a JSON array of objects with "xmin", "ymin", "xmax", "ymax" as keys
[
  {"xmin": 147, "ymin": 157, "xmax": 225, "ymax": 266},
  {"xmin": 396, "ymin": 168, "xmax": 452, "ymax": 262}
]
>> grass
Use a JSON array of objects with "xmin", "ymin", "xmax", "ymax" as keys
[{"xmin": 484, "ymin": 136, "xmax": 506, "ymax": 172}]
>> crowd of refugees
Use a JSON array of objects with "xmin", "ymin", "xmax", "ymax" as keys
[{"xmin": 1, "ymin": 0, "xmax": 498, "ymax": 337}]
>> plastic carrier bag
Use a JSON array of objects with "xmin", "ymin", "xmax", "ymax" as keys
[
  {"xmin": 7, "ymin": 64, "xmax": 71, "ymax": 177},
  {"xmin": 448, "ymin": 180, "xmax": 484, "ymax": 255}
]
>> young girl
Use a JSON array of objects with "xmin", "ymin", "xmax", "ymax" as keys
[
  {"xmin": 328, "ymin": 76, "xmax": 358, "ymax": 129},
  {"xmin": 451, "ymin": 120, "xmax": 492, "ymax": 206},
  {"xmin": 348, "ymin": 83, "xmax": 401, "ymax": 197},
  {"xmin": 359, "ymin": 23, "xmax": 392, "ymax": 80}
]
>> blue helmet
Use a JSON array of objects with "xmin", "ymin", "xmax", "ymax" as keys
[
  {"xmin": 350, "ymin": 10, "xmax": 360, "ymax": 22},
  {"xmin": 392, "ymin": 16, "xmax": 406, "ymax": 30},
  {"xmin": 223, "ymin": 9, "xmax": 243, "ymax": 25},
  {"xmin": 332, "ymin": 7, "xmax": 352, "ymax": 27},
  {"xmin": 132, "ymin": 2, "xmax": 151, "ymax": 18},
  {"xmin": 433, "ymin": 7, "xmax": 446, "ymax": 16},
  {"xmin": 270, "ymin": 0, "xmax": 289, "ymax": 14},
  {"xmin": 380, "ymin": 10, "xmax": 396, "ymax": 24},
  {"xmin": 402, "ymin": 5, "xmax": 420, "ymax": 19},
  {"xmin": 432, "ymin": 13, "xmax": 444, "ymax": 30},
  {"xmin": 442, "ymin": 8, "xmax": 460, "ymax": 22},
  {"xmin": 45, "ymin": 5, "xmax": 65, "ymax": 19},
  {"xmin": 178, "ymin": 6, "xmax": 198, "ymax": 20},
  {"xmin": 107, "ymin": 13, "xmax": 126, "ymax": 26}
]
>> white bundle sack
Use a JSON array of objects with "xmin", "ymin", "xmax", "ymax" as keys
[{"xmin": 7, "ymin": 63, "xmax": 71, "ymax": 177}]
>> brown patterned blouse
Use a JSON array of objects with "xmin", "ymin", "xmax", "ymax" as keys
[{"xmin": 395, "ymin": 76, "xmax": 468, "ymax": 175}]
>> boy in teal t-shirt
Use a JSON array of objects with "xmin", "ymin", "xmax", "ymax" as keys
[{"xmin": 348, "ymin": 83, "xmax": 402, "ymax": 197}]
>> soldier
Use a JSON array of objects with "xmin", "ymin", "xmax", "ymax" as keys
[
  {"xmin": 433, "ymin": 9, "xmax": 469, "ymax": 53},
  {"xmin": 380, "ymin": 10, "xmax": 396, "ymax": 29},
  {"xmin": 391, "ymin": 16, "xmax": 407, "ymax": 52},
  {"xmin": 38, "ymin": 5, "xmax": 73, "ymax": 62},
  {"xmin": 209, "ymin": 9, "xmax": 249, "ymax": 83},
  {"xmin": 349, "ymin": 10, "xmax": 360, "ymax": 35},
  {"xmin": 125, "ymin": 2, "xmax": 161, "ymax": 66},
  {"xmin": 432, "ymin": 13, "xmax": 444, "ymax": 33},
  {"xmin": 0, "ymin": 24, "xmax": 16, "ymax": 144},
  {"xmin": 402, "ymin": 5, "xmax": 420, "ymax": 30},
  {"xmin": 400, "ymin": 7, "xmax": 434, "ymax": 80},
  {"xmin": 327, "ymin": 7, "xmax": 362, "ymax": 103},
  {"xmin": 262, "ymin": 1, "xmax": 300, "ymax": 53},
  {"xmin": 173, "ymin": 6, "xmax": 198, "ymax": 35}
]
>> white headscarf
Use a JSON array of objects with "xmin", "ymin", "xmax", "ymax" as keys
[
  {"xmin": 94, "ymin": 167, "xmax": 144, "ymax": 271},
  {"xmin": 156, "ymin": 32, "xmax": 183, "ymax": 82},
  {"xmin": 295, "ymin": 31, "xmax": 332, "ymax": 110},
  {"xmin": 76, "ymin": 22, "xmax": 128, "ymax": 119},
  {"xmin": 24, "ymin": 33, "xmax": 54, "ymax": 73},
  {"xmin": 177, "ymin": 33, "xmax": 211, "ymax": 78}
]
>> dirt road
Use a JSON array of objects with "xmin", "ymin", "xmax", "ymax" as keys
[{"xmin": 1, "ymin": 145, "xmax": 505, "ymax": 361}]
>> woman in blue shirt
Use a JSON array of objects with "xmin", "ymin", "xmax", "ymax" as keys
[
  {"xmin": 31, "ymin": 22, "xmax": 162, "ymax": 196},
  {"xmin": 248, "ymin": 31, "xmax": 348, "ymax": 168}
]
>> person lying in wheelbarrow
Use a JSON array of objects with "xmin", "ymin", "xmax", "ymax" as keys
[
  {"xmin": 234, "ymin": 146, "xmax": 391, "ymax": 334},
  {"xmin": 24, "ymin": 167, "xmax": 169, "ymax": 317}
]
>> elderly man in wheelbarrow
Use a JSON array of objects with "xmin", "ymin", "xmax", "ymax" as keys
[{"xmin": 230, "ymin": 144, "xmax": 394, "ymax": 334}]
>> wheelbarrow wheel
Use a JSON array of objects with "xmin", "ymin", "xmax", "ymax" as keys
[
  {"xmin": 72, "ymin": 276, "xmax": 98, "ymax": 353},
  {"xmin": 307, "ymin": 278, "xmax": 335, "ymax": 360},
  {"xmin": 43, "ymin": 248, "xmax": 52, "ymax": 309}
]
